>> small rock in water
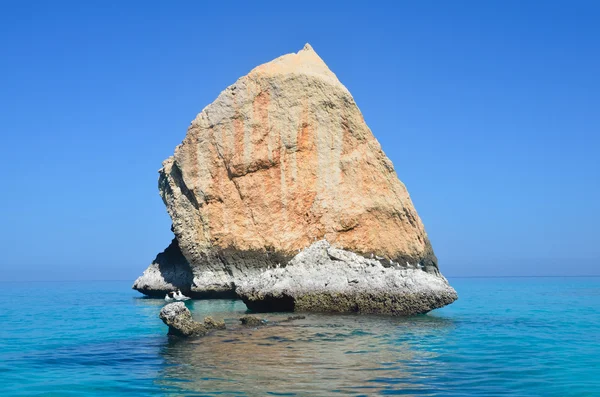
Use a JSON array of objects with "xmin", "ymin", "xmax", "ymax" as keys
[
  {"xmin": 285, "ymin": 315, "xmax": 306, "ymax": 322},
  {"xmin": 239, "ymin": 315, "xmax": 266, "ymax": 327},
  {"xmin": 203, "ymin": 316, "xmax": 226, "ymax": 330},
  {"xmin": 159, "ymin": 302, "xmax": 207, "ymax": 337}
]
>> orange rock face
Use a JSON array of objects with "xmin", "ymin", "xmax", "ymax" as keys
[
  {"xmin": 163, "ymin": 44, "xmax": 436, "ymax": 268},
  {"xmin": 134, "ymin": 44, "xmax": 448, "ymax": 301}
]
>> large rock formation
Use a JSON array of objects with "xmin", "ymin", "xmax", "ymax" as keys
[{"xmin": 134, "ymin": 44, "xmax": 457, "ymax": 314}]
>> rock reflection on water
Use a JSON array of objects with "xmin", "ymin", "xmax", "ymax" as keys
[{"xmin": 157, "ymin": 313, "xmax": 454, "ymax": 396}]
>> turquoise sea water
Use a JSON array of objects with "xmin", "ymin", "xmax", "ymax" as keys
[{"xmin": 0, "ymin": 277, "xmax": 598, "ymax": 396}]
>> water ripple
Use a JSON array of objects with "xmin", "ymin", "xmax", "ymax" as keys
[{"xmin": 0, "ymin": 279, "xmax": 599, "ymax": 396}]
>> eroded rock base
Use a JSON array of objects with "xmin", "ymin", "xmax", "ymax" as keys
[
  {"xmin": 237, "ymin": 241, "xmax": 457, "ymax": 315},
  {"xmin": 147, "ymin": 241, "xmax": 457, "ymax": 316}
]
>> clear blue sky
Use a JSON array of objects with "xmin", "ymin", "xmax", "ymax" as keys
[{"xmin": 1, "ymin": 1, "xmax": 598, "ymax": 281}]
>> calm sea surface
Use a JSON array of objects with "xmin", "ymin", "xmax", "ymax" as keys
[{"xmin": 0, "ymin": 277, "xmax": 598, "ymax": 396}]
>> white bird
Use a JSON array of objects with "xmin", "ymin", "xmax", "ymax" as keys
[
  {"xmin": 174, "ymin": 290, "xmax": 191, "ymax": 301},
  {"xmin": 164, "ymin": 290, "xmax": 190, "ymax": 301},
  {"xmin": 370, "ymin": 253, "xmax": 374, "ymax": 259}
]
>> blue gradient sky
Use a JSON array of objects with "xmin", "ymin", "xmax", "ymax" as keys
[{"xmin": 1, "ymin": 1, "xmax": 598, "ymax": 280}]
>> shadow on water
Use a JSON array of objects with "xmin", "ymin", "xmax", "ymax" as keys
[{"xmin": 154, "ymin": 312, "xmax": 456, "ymax": 396}]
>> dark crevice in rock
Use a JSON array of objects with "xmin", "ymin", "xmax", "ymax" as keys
[
  {"xmin": 242, "ymin": 294, "xmax": 296, "ymax": 313},
  {"xmin": 135, "ymin": 289, "xmax": 169, "ymax": 298},
  {"xmin": 189, "ymin": 290, "xmax": 238, "ymax": 299}
]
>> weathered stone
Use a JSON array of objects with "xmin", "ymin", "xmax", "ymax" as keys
[
  {"xmin": 239, "ymin": 315, "xmax": 266, "ymax": 327},
  {"xmin": 277, "ymin": 315, "xmax": 307, "ymax": 324},
  {"xmin": 134, "ymin": 44, "xmax": 457, "ymax": 314},
  {"xmin": 203, "ymin": 316, "xmax": 226, "ymax": 330},
  {"xmin": 159, "ymin": 302, "xmax": 207, "ymax": 337},
  {"xmin": 236, "ymin": 241, "xmax": 457, "ymax": 315},
  {"xmin": 159, "ymin": 303, "xmax": 228, "ymax": 337}
]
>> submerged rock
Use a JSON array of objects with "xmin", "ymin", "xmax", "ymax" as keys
[
  {"xmin": 134, "ymin": 44, "xmax": 457, "ymax": 314},
  {"xmin": 203, "ymin": 316, "xmax": 226, "ymax": 330},
  {"xmin": 159, "ymin": 302, "xmax": 227, "ymax": 337},
  {"xmin": 239, "ymin": 315, "xmax": 266, "ymax": 327},
  {"xmin": 284, "ymin": 315, "xmax": 306, "ymax": 321}
]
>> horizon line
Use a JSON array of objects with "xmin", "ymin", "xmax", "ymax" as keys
[{"xmin": 1, "ymin": 274, "xmax": 600, "ymax": 283}]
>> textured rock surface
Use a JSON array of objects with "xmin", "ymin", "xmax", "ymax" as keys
[
  {"xmin": 134, "ymin": 44, "xmax": 457, "ymax": 314},
  {"xmin": 239, "ymin": 315, "xmax": 267, "ymax": 327},
  {"xmin": 159, "ymin": 302, "xmax": 207, "ymax": 337},
  {"xmin": 237, "ymin": 241, "xmax": 457, "ymax": 315},
  {"xmin": 159, "ymin": 303, "xmax": 227, "ymax": 337},
  {"xmin": 203, "ymin": 316, "xmax": 226, "ymax": 330},
  {"xmin": 133, "ymin": 239, "xmax": 195, "ymax": 297}
]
